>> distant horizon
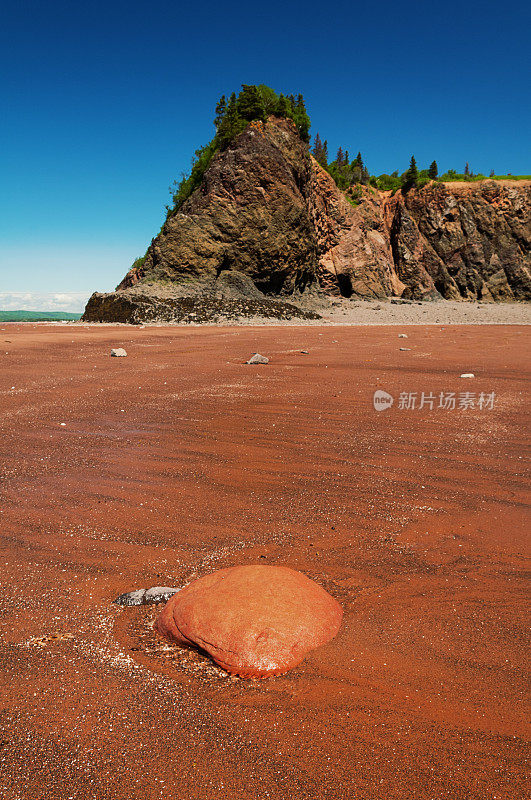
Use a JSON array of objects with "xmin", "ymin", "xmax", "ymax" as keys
[{"xmin": 0, "ymin": 292, "xmax": 92, "ymax": 313}]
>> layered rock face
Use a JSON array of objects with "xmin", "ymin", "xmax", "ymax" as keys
[
  {"xmin": 314, "ymin": 173, "xmax": 530, "ymax": 301},
  {"xmin": 384, "ymin": 182, "xmax": 531, "ymax": 301},
  {"xmin": 119, "ymin": 117, "xmax": 319, "ymax": 295},
  {"xmin": 83, "ymin": 117, "xmax": 530, "ymax": 320},
  {"xmin": 308, "ymin": 160, "xmax": 405, "ymax": 299}
]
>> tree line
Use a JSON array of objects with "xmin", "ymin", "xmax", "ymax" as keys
[{"xmin": 312, "ymin": 135, "xmax": 518, "ymax": 191}]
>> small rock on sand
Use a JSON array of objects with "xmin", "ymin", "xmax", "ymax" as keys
[
  {"xmin": 111, "ymin": 348, "xmax": 127, "ymax": 357},
  {"xmin": 399, "ymin": 347, "xmax": 411, "ymax": 351},
  {"xmin": 246, "ymin": 353, "xmax": 269, "ymax": 364},
  {"xmin": 113, "ymin": 586, "xmax": 179, "ymax": 606},
  {"xmin": 144, "ymin": 586, "xmax": 180, "ymax": 604},
  {"xmin": 114, "ymin": 589, "xmax": 145, "ymax": 606},
  {"xmin": 398, "ymin": 334, "xmax": 408, "ymax": 338},
  {"xmin": 460, "ymin": 373, "xmax": 475, "ymax": 378}
]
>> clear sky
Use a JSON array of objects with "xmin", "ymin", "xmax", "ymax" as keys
[{"xmin": 1, "ymin": 0, "xmax": 529, "ymax": 309}]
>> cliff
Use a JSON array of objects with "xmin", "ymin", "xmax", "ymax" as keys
[
  {"xmin": 385, "ymin": 181, "xmax": 531, "ymax": 301},
  {"xmin": 313, "ymin": 170, "xmax": 530, "ymax": 302},
  {"xmin": 83, "ymin": 117, "xmax": 530, "ymax": 321},
  {"xmin": 119, "ymin": 118, "xmax": 318, "ymax": 295}
]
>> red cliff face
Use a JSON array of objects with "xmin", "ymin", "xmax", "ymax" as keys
[
  {"xmin": 83, "ymin": 119, "xmax": 530, "ymax": 320},
  {"xmin": 307, "ymin": 158, "xmax": 404, "ymax": 298},
  {"xmin": 311, "ymin": 162, "xmax": 531, "ymax": 301},
  {"xmin": 384, "ymin": 182, "xmax": 531, "ymax": 301}
]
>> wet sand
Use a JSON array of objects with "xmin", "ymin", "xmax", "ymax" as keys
[{"xmin": 0, "ymin": 323, "xmax": 529, "ymax": 799}]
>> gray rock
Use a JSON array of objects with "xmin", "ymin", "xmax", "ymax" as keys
[
  {"xmin": 300, "ymin": 350, "xmax": 309, "ymax": 354},
  {"xmin": 214, "ymin": 270, "xmax": 264, "ymax": 300},
  {"xmin": 399, "ymin": 347, "xmax": 411, "ymax": 351},
  {"xmin": 113, "ymin": 586, "xmax": 180, "ymax": 606},
  {"xmin": 114, "ymin": 589, "xmax": 145, "ymax": 606},
  {"xmin": 398, "ymin": 334, "xmax": 408, "ymax": 338},
  {"xmin": 111, "ymin": 348, "xmax": 127, "ymax": 357},
  {"xmin": 460, "ymin": 373, "xmax": 475, "ymax": 378},
  {"xmin": 144, "ymin": 586, "xmax": 180, "ymax": 604},
  {"xmin": 246, "ymin": 353, "xmax": 269, "ymax": 365}
]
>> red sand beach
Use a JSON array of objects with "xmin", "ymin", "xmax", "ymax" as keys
[{"xmin": 0, "ymin": 323, "xmax": 529, "ymax": 799}]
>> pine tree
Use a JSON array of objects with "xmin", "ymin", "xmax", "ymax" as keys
[
  {"xmin": 336, "ymin": 146, "xmax": 344, "ymax": 168},
  {"xmin": 216, "ymin": 93, "xmax": 245, "ymax": 149},
  {"xmin": 236, "ymin": 84, "xmax": 266, "ymax": 121},
  {"xmin": 464, "ymin": 162, "xmax": 470, "ymax": 176},
  {"xmin": 489, "ymin": 169, "xmax": 495, "ymax": 177},
  {"xmin": 428, "ymin": 160, "xmax": 438, "ymax": 179},
  {"xmin": 258, "ymin": 85, "xmax": 279, "ymax": 115},
  {"xmin": 276, "ymin": 93, "xmax": 290, "ymax": 117},
  {"xmin": 344, "ymin": 150, "xmax": 349, "ymax": 165},
  {"xmin": 214, "ymin": 95, "xmax": 226, "ymax": 130},
  {"xmin": 403, "ymin": 156, "xmax": 419, "ymax": 191},
  {"xmin": 293, "ymin": 94, "xmax": 310, "ymax": 143},
  {"xmin": 312, "ymin": 133, "xmax": 324, "ymax": 164},
  {"xmin": 312, "ymin": 134, "xmax": 329, "ymax": 168},
  {"xmin": 350, "ymin": 152, "xmax": 364, "ymax": 184}
]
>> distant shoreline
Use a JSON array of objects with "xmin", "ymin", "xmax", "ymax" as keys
[{"xmin": 0, "ymin": 310, "xmax": 82, "ymax": 322}]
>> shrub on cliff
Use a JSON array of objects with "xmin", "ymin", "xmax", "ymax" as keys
[
  {"xmin": 168, "ymin": 140, "xmax": 219, "ymax": 212},
  {"xmin": 374, "ymin": 173, "xmax": 402, "ymax": 191}
]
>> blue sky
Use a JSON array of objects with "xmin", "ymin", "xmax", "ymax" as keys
[{"xmin": 1, "ymin": 0, "xmax": 529, "ymax": 309}]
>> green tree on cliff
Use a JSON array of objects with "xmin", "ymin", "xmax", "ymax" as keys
[
  {"xmin": 322, "ymin": 139, "xmax": 329, "ymax": 167},
  {"xmin": 276, "ymin": 93, "xmax": 291, "ymax": 117},
  {"xmin": 216, "ymin": 93, "xmax": 246, "ymax": 149},
  {"xmin": 312, "ymin": 133, "xmax": 326, "ymax": 166},
  {"xmin": 351, "ymin": 152, "xmax": 365, "ymax": 184},
  {"xmin": 402, "ymin": 155, "xmax": 419, "ymax": 191},
  {"xmin": 258, "ymin": 85, "xmax": 279, "ymax": 115},
  {"xmin": 237, "ymin": 85, "xmax": 266, "ymax": 121},
  {"xmin": 292, "ymin": 95, "xmax": 310, "ymax": 143},
  {"xmin": 428, "ymin": 160, "xmax": 438, "ymax": 179},
  {"xmin": 214, "ymin": 95, "xmax": 227, "ymax": 130}
]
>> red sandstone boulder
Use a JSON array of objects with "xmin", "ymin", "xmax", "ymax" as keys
[{"xmin": 155, "ymin": 565, "xmax": 342, "ymax": 678}]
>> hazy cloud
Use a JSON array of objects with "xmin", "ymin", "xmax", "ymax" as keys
[{"xmin": 0, "ymin": 292, "xmax": 91, "ymax": 312}]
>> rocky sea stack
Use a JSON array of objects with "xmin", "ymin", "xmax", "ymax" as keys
[{"xmin": 83, "ymin": 88, "xmax": 530, "ymax": 322}]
